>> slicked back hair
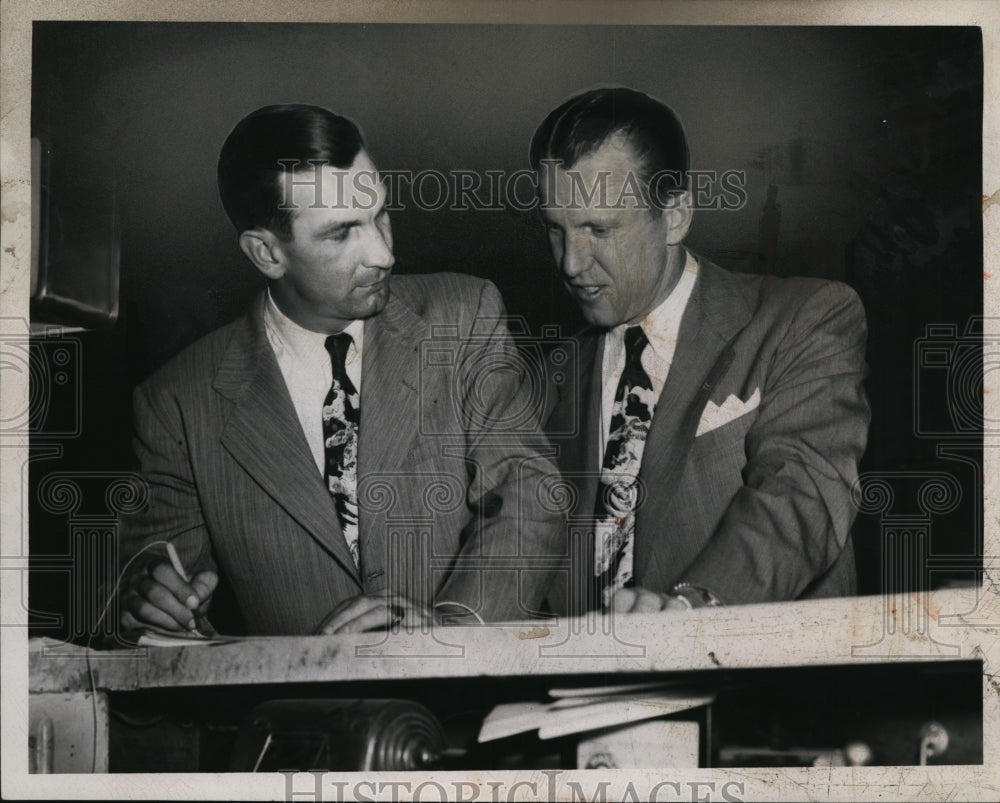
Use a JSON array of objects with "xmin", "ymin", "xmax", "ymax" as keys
[
  {"xmin": 530, "ymin": 87, "xmax": 689, "ymax": 211},
  {"xmin": 218, "ymin": 104, "xmax": 365, "ymax": 240}
]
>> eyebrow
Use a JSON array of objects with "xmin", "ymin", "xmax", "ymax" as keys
[
  {"xmin": 310, "ymin": 203, "xmax": 388, "ymax": 240},
  {"xmin": 312, "ymin": 220, "xmax": 358, "ymax": 239},
  {"xmin": 541, "ymin": 214, "xmax": 620, "ymax": 228}
]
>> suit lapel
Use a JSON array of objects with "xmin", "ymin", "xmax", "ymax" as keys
[
  {"xmin": 634, "ymin": 256, "xmax": 753, "ymax": 578},
  {"xmin": 556, "ymin": 331, "xmax": 603, "ymax": 513},
  {"xmin": 547, "ymin": 330, "xmax": 603, "ymax": 614},
  {"xmin": 214, "ymin": 294, "xmax": 361, "ymax": 582},
  {"xmin": 356, "ymin": 290, "xmax": 422, "ymax": 558}
]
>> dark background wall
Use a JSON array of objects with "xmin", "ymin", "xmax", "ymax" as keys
[{"xmin": 27, "ymin": 23, "xmax": 983, "ymax": 640}]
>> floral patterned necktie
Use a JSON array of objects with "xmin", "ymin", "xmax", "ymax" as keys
[
  {"xmin": 323, "ymin": 333, "xmax": 360, "ymax": 569},
  {"xmin": 592, "ymin": 325, "xmax": 655, "ymax": 609}
]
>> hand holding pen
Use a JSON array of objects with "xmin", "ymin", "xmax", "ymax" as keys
[{"xmin": 120, "ymin": 542, "xmax": 219, "ymax": 636}]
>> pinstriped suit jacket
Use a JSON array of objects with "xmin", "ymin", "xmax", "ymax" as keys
[
  {"xmin": 120, "ymin": 273, "xmax": 563, "ymax": 635},
  {"xmin": 545, "ymin": 256, "xmax": 870, "ymax": 614}
]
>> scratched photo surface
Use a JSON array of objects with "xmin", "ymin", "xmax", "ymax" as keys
[{"xmin": 5, "ymin": 12, "xmax": 997, "ymax": 801}]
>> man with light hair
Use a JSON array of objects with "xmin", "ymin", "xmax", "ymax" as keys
[{"xmin": 534, "ymin": 87, "xmax": 870, "ymax": 615}]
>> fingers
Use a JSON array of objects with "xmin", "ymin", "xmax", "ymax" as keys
[
  {"xmin": 317, "ymin": 594, "xmax": 428, "ymax": 635},
  {"xmin": 121, "ymin": 584, "xmax": 191, "ymax": 632},
  {"xmin": 632, "ymin": 589, "xmax": 669, "ymax": 613},
  {"xmin": 318, "ymin": 596, "xmax": 400, "ymax": 635},
  {"xmin": 609, "ymin": 588, "xmax": 639, "ymax": 613},
  {"xmin": 660, "ymin": 594, "xmax": 690, "ymax": 613},
  {"xmin": 190, "ymin": 571, "xmax": 219, "ymax": 636},
  {"xmin": 315, "ymin": 595, "xmax": 369, "ymax": 634},
  {"xmin": 190, "ymin": 570, "xmax": 219, "ymax": 604},
  {"xmin": 149, "ymin": 561, "xmax": 200, "ymax": 609},
  {"xmin": 335, "ymin": 603, "xmax": 403, "ymax": 635},
  {"xmin": 120, "ymin": 561, "xmax": 215, "ymax": 633},
  {"xmin": 607, "ymin": 587, "xmax": 671, "ymax": 614},
  {"xmin": 120, "ymin": 608, "xmax": 159, "ymax": 633}
]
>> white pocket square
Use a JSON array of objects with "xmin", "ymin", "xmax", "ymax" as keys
[{"xmin": 696, "ymin": 387, "xmax": 761, "ymax": 437}]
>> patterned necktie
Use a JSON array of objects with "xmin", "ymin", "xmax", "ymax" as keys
[
  {"xmin": 592, "ymin": 325, "xmax": 656, "ymax": 609},
  {"xmin": 323, "ymin": 333, "xmax": 360, "ymax": 569}
]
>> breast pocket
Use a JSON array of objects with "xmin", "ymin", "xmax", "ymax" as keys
[{"xmin": 691, "ymin": 405, "xmax": 757, "ymax": 478}]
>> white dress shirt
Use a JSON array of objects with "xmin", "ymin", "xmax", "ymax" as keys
[
  {"xmin": 599, "ymin": 250, "xmax": 699, "ymax": 462},
  {"xmin": 263, "ymin": 291, "xmax": 364, "ymax": 476}
]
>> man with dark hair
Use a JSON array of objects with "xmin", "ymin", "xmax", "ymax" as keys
[
  {"xmin": 534, "ymin": 87, "xmax": 870, "ymax": 615},
  {"xmin": 119, "ymin": 104, "xmax": 561, "ymax": 636}
]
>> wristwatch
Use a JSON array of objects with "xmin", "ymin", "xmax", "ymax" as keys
[{"xmin": 669, "ymin": 583, "xmax": 724, "ymax": 609}]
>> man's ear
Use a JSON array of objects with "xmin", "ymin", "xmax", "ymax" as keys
[
  {"xmin": 238, "ymin": 229, "xmax": 285, "ymax": 280},
  {"xmin": 663, "ymin": 190, "xmax": 694, "ymax": 246}
]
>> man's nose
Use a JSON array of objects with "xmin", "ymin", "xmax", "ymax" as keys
[
  {"xmin": 560, "ymin": 233, "xmax": 590, "ymax": 279},
  {"xmin": 362, "ymin": 223, "xmax": 395, "ymax": 270}
]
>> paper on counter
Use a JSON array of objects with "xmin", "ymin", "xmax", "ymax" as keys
[
  {"xmin": 136, "ymin": 625, "xmax": 242, "ymax": 647},
  {"xmin": 538, "ymin": 692, "xmax": 714, "ymax": 740},
  {"xmin": 478, "ymin": 701, "xmax": 550, "ymax": 742},
  {"xmin": 478, "ymin": 690, "xmax": 714, "ymax": 742}
]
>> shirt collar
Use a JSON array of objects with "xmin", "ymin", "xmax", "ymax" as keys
[
  {"xmin": 611, "ymin": 249, "xmax": 698, "ymax": 361},
  {"xmin": 263, "ymin": 289, "xmax": 364, "ymax": 361}
]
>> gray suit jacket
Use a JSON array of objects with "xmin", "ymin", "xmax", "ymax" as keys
[
  {"xmin": 545, "ymin": 255, "xmax": 870, "ymax": 614},
  {"xmin": 120, "ymin": 273, "xmax": 563, "ymax": 635}
]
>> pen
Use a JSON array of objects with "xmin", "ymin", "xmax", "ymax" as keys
[{"xmin": 165, "ymin": 542, "xmax": 217, "ymax": 636}]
